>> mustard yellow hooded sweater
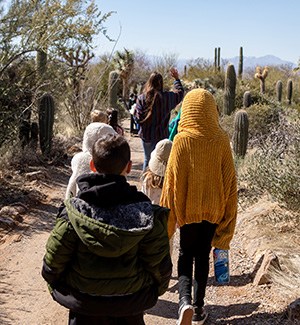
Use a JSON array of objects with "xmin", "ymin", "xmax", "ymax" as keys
[{"xmin": 160, "ymin": 89, "xmax": 237, "ymax": 250}]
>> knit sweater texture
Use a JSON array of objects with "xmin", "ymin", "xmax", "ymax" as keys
[{"xmin": 160, "ymin": 89, "xmax": 237, "ymax": 250}]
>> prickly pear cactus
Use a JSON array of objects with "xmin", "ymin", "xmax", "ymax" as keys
[
  {"xmin": 233, "ymin": 109, "xmax": 249, "ymax": 158},
  {"xmin": 223, "ymin": 63, "xmax": 236, "ymax": 115},
  {"xmin": 287, "ymin": 79, "xmax": 293, "ymax": 105},
  {"xmin": 108, "ymin": 71, "xmax": 119, "ymax": 109},
  {"xmin": 276, "ymin": 80, "xmax": 282, "ymax": 102},
  {"xmin": 243, "ymin": 91, "xmax": 251, "ymax": 108},
  {"xmin": 39, "ymin": 94, "xmax": 54, "ymax": 154}
]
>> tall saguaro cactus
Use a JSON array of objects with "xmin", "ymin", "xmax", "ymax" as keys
[
  {"xmin": 108, "ymin": 71, "xmax": 119, "ymax": 109},
  {"xmin": 276, "ymin": 80, "xmax": 282, "ymax": 102},
  {"xmin": 233, "ymin": 110, "xmax": 249, "ymax": 158},
  {"xmin": 238, "ymin": 46, "xmax": 243, "ymax": 79},
  {"xmin": 223, "ymin": 63, "xmax": 236, "ymax": 115},
  {"xmin": 214, "ymin": 48, "xmax": 217, "ymax": 72},
  {"xmin": 287, "ymin": 79, "xmax": 293, "ymax": 105},
  {"xmin": 36, "ymin": 50, "xmax": 47, "ymax": 80},
  {"xmin": 217, "ymin": 47, "xmax": 221, "ymax": 72},
  {"xmin": 39, "ymin": 94, "xmax": 54, "ymax": 154},
  {"xmin": 255, "ymin": 66, "xmax": 269, "ymax": 93}
]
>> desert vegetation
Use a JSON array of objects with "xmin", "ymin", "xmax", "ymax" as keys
[{"xmin": 1, "ymin": 2, "xmax": 300, "ymax": 235}]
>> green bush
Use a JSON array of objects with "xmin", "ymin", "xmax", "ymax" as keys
[{"xmin": 238, "ymin": 110, "xmax": 300, "ymax": 212}]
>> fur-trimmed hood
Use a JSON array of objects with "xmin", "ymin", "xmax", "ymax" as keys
[{"xmin": 63, "ymin": 174, "xmax": 154, "ymax": 257}]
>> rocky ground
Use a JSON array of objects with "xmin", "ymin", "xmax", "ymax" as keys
[{"xmin": 0, "ymin": 119, "xmax": 299, "ymax": 324}]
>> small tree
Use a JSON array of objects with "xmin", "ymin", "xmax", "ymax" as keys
[
  {"xmin": 113, "ymin": 49, "xmax": 134, "ymax": 100},
  {"xmin": 62, "ymin": 47, "xmax": 95, "ymax": 134}
]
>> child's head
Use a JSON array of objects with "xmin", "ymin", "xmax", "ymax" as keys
[
  {"xmin": 106, "ymin": 108, "xmax": 119, "ymax": 128},
  {"xmin": 91, "ymin": 134, "xmax": 131, "ymax": 175},
  {"xmin": 143, "ymin": 139, "xmax": 173, "ymax": 188},
  {"xmin": 90, "ymin": 110, "xmax": 108, "ymax": 123},
  {"xmin": 82, "ymin": 123, "xmax": 116, "ymax": 154}
]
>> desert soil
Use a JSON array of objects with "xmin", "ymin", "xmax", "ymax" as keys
[{"xmin": 0, "ymin": 118, "xmax": 299, "ymax": 324}]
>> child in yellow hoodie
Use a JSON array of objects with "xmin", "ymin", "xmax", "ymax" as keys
[{"xmin": 160, "ymin": 89, "xmax": 237, "ymax": 325}]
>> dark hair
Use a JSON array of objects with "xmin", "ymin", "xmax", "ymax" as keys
[
  {"xmin": 106, "ymin": 108, "xmax": 119, "ymax": 129},
  {"xmin": 140, "ymin": 71, "xmax": 163, "ymax": 123},
  {"xmin": 92, "ymin": 134, "xmax": 130, "ymax": 175}
]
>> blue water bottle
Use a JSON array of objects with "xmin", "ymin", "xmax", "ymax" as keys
[{"xmin": 213, "ymin": 248, "xmax": 230, "ymax": 283}]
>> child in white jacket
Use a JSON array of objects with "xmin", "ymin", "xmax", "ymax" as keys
[
  {"xmin": 141, "ymin": 139, "xmax": 173, "ymax": 204},
  {"xmin": 65, "ymin": 123, "xmax": 116, "ymax": 199}
]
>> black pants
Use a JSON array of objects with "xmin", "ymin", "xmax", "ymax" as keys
[
  {"xmin": 68, "ymin": 310, "xmax": 145, "ymax": 325},
  {"xmin": 178, "ymin": 221, "xmax": 217, "ymax": 308}
]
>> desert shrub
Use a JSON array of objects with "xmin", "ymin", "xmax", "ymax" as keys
[
  {"xmin": 238, "ymin": 110, "xmax": 300, "ymax": 212},
  {"xmin": 246, "ymin": 103, "xmax": 283, "ymax": 146},
  {"xmin": 0, "ymin": 134, "xmax": 69, "ymax": 175},
  {"xmin": 0, "ymin": 142, "xmax": 41, "ymax": 173},
  {"xmin": 219, "ymin": 102, "xmax": 283, "ymax": 144}
]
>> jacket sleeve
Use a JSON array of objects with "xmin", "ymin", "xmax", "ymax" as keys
[
  {"xmin": 133, "ymin": 95, "xmax": 145, "ymax": 123},
  {"xmin": 138, "ymin": 206, "xmax": 172, "ymax": 296},
  {"xmin": 212, "ymin": 143, "xmax": 238, "ymax": 250},
  {"xmin": 166, "ymin": 79, "xmax": 184, "ymax": 110},
  {"xmin": 41, "ymin": 206, "xmax": 79, "ymax": 285},
  {"xmin": 65, "ymin": 155, "xmax": 79, "ymax": 199}
]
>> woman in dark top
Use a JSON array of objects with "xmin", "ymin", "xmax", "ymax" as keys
[{"xmin": 134, "ymin": 67, "xmax": 184, "ymax": 171}]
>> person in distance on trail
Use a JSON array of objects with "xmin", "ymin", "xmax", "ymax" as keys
[{"xmin": 134, "ymin": 67, "xmax": 184, "ymax": 171}]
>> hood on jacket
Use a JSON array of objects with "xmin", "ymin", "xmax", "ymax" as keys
[
  {"xmin": 82, "ymin": 123, "xmax": 116, "ymax": 153},
  {"xmin": 178, "ymin": 88, "xmax": 224, "ymax": 139},
  {"xmin": 63, "ymin": 174, "xmax": 153, "ymax": 258}
]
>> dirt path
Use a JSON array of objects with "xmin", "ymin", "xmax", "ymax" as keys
[{"xmin": 0, "ymin": 119, "xmax": 297, "ymax": 324}]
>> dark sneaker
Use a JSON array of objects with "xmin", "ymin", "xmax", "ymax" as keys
[
  {"xmin": 177, "ymin": 296, "xmax": 194, "ymax": 325},
  {"xmin": 192, "ymin": 306, "xmax": 208, "ymax": 324}
]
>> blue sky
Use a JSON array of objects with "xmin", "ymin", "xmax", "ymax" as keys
[{"xmin": 95, "ymin": 0, "xmax": 300, "ymax": 64}]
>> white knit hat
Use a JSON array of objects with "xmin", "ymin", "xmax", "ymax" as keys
[
  {"xmin": 82, "ymin": 122, "xmax": 116, "ymax": 154},
  {"xmin": 149, "ymin": 139, "xmax": 173, "ymax": 177}
]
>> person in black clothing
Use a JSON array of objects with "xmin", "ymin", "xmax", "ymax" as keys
[{"xmin": 129, "ymin": 93, "xmax": 139, "ymax": 135}]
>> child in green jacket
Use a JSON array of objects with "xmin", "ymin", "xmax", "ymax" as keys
[{"xmin": 42, "ymin": 133, "xmax": 172, "ymax": 325}]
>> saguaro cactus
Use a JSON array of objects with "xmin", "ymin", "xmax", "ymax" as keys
[
  {"xmin": 255, "ymin": 66, "xmax": 269, "ymax": 93},
  {"xmin": 217, "ymin": 47, "xmax": 221, "ymax": 72},
  {"xmin": 233, "ymin": 110, "xmax": 249, "ymax": 158},
  {"xmin": 108, "ymin": 71, "xmax": 119, "ymax": 109},
  {"xmin": 39, "ymin": 94, "xmax": 54, "ymax": 154},
  {"xmin": 276, "ymin": 80, "xmax": 282, "ymax": 102},
  {"xmin": 36, "ymin": 50, "xmax": 47, "ymax": 80},
  {"xmin": 238, "ymin": 46, "xmax": 243, "ymax": 79},
  {"xmin": 223, "ymin": 63, "xmax": 236, "ymax": 115},
  {"xmin": 243, "ymin": 91, "xmax": 251, "ymax": 108},
  {"xmin": 214, "ymin": 48, "xmax": 217, "ymax": 72},
  {"xmin": 287, "ymin": 79, "xmax": 293, "ymax": 105}
]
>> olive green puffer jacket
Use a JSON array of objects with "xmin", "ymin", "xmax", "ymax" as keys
[{"xmin": 42, "ymin": 174, "xmax": 172, "ymax": 316}]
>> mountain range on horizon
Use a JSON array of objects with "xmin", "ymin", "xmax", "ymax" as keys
[{"xmin": 176, "ymin": 54, "xmax": 297, "ymax": 71}]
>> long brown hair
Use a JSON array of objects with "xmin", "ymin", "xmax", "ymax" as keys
[
  {"xmin": 140, "ymin": 72, "xmax": 163, "ymax": 123},
  {"xmin": 142, "ymin": 167, "xmax": 164, "ymax": 189},
  {"xmin": 106, "ymin": 108, "xmax": 119, "ymax": 129}
]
